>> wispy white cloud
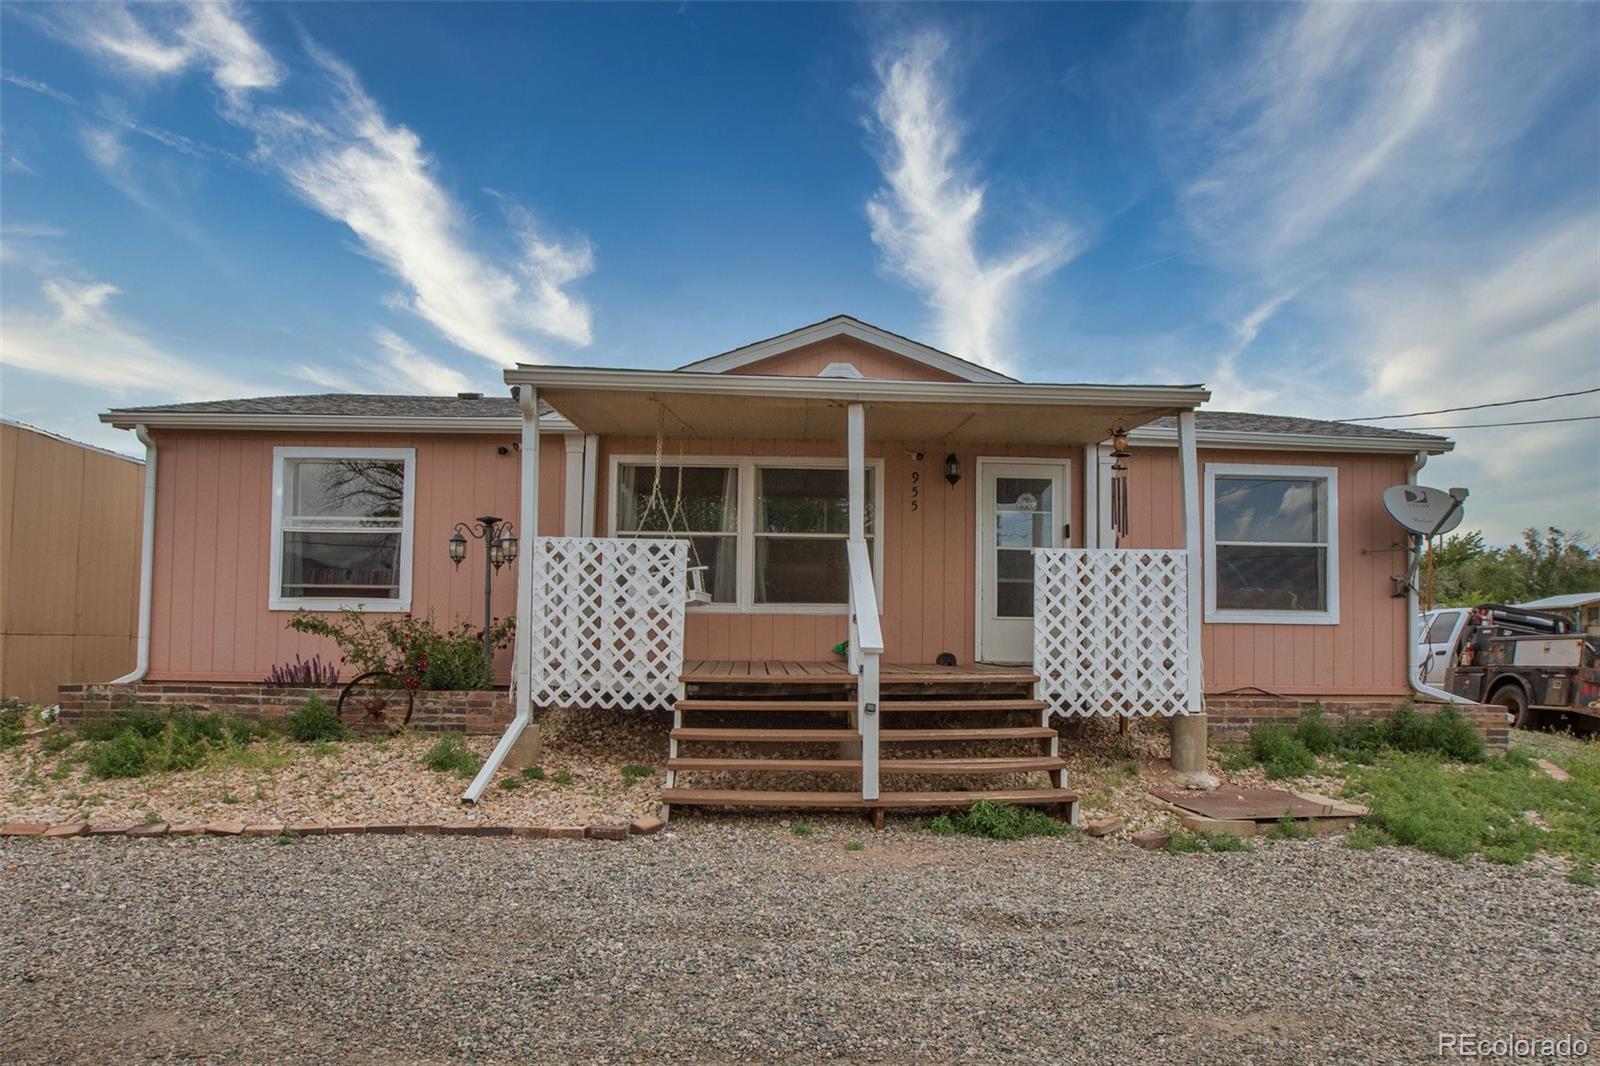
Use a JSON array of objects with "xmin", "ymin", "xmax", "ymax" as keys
[
  {"xmin": 0, "ymin": 276, "xmax": 265, "ymax": 399},
  {"xmin": 1206, "ymin": 291, "xmax": 1297, "ymax": 411},
  {"xmin": 865, "ymin": 29, "xmax": 1077, "ymax": 371},
  {"xmin": 369, "ymin": 328, "xmax": 476, "ymax": 394},
  {"xmin": 43, "ymin": 2, "xmax": 595, "ymax": 369}
]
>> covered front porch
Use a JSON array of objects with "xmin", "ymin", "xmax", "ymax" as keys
[{"xmin": 463, "ymin": 368, "xmax": 1214, "ymax": 813}]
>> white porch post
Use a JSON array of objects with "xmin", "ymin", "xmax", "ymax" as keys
[
  {"xmin": 581, "ymin": 432, "xmax": 599, "ymax": 537},
  {"xmin": 462, "ymin": 386, "xmax": 540, "ymax": 802},
  {"xmin": 562, "ymin": 434, "xmax": 584, "ymax": 537},
  {"xmin": 846, "ymin": 402, "xmax": 880, "ymax": 804},
  {"xmin": 1082, "ymin": 444, "xmax": 1100, "ymax": 548},
  {"xmin": 1171, "ymin": 410, "xmax": 1216, "ymax": 789},
  {"xmin": 846, "ymin": 403, "xmax": 865, "ymax": 675}
]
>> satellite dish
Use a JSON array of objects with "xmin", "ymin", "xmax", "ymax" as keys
[{"xmin": 1383, "ymin": 484, "xmax": 1466, "ymax": 536}]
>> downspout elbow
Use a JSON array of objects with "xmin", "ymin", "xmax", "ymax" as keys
[{"xmin": 112, "ymin": 424, "xmax": 156, "ymax": 685}]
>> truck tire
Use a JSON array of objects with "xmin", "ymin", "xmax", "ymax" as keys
[{"xmin": 1490, "ymin": 684, "xmax": 1534, "ymax": 730}]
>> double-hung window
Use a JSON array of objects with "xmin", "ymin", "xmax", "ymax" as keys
[
  {"xmin": 270, "ymin": 448, "xmax": 416, "ymax": 611},
  {"xmin": 611, "ymin": 458, "xmax": 880, "ymax": 611},
  {"xmin": 1205, "ymin": 463, "xmax": 1338, "ymax": 624},
  {"xmin": 614, "ymin": 462, "xmax": 739, "ymax": 603}
]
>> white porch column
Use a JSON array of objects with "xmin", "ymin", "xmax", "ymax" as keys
[
  {"xmin": 562, "ymin": 433, "xmax": 584, "ymax": 537},
  {"xmin": 463, "ymin": 386, "xmax": 540, "ymax": 803},
  {"xmin": 846, "ymin": 403, "xmax": 865, "ymax": 675},
  {"xmin": 581, "ymin": 433, "xmax": 599, "ymax": 537},
  {"xmin": 1171, "ymin": 410, "xmax": 1216, "ymax": 789},
  {"xmin": 1096, "ymin": 444, "xmax": 1115, "ymax": 547},
  {"xmin": 1082, "ymin": 444, "xmax": 1100, "ymax": 548}
]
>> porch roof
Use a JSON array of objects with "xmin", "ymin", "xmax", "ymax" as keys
[{"xmin": 503, "ymin": 364, "xmax": 1210, "ymax": 445}]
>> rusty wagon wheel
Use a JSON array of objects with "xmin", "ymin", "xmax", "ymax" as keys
[{"xmin": 337, "ymin": 671, "xmax": 416, "ymax": 734}]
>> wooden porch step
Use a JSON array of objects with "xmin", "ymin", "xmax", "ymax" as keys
[
  {"xmin": 666, "ymin": 755, "xmax": 1066, "ymax": 775},
  {"xmin": 669, "ymin": 756, "xmax": 862, "ymax": 772},
  {"xmin": 671, "ymin": 727, "xmax": 858, "ymax": 743},
  {"xmin": 676, "ymin": 699, "xmax": 855, "ymax": 713},
  {"xmin": 660, "ymin": 787, "xmax": 1079, "ymax": 811},
  {"xmin": 881, "ymin": 726, "xmax": 1056, "ymax": 742},
  {"xmin": 882, "ymin": 670, "xmax": 1038, "ymax": 685},
  {"xmin": 880, "ymin": 699, "xmax": 1048, "ymax": 712}
]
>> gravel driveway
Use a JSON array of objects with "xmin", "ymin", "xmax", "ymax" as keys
[{"xmin": 3, "ymin": 826, "xmax": 1595, "ymax": 1064}]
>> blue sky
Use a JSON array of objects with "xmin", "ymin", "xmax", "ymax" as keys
[{"xmin": 1, "ymin": 2, "xmax": 1596, "ymax": 542}]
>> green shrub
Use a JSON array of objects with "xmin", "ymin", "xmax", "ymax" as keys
[
  {"xmin": 1251, "ymin": 725, "xmax": 1316, "ymax": 779},
  {"xmin": 1295, "ymin": 706, "xmax": 1338, "ymax": 755},
  {"xmin": 1162, "ymin": 830, "xmax": 1206, "ymax": 854},
  {"xmin": 790, "ymin": 820, "xmax": 813, "ymax": 837},
  {"xmin": 1202, "ymin": 832, "xmax": 1255, "ymax": 853},
  {"xmin": 82, "ymin": 708, "xmax": 258, "ymax": 779},
  {"xmin": 1343, "ymin": 823, "xmax": 1394, "ymax": 851},
  {"xmin": 423, "ymin": 733, "xmax": 479, "ymax": 777},
  {"xmin": 286, "ymin": 609, "xmax": 514, "ymax": 690},
  {"xmin": 928, "ymin": 800, "xmax": 1067, "ymax": 841},
  {"xmin": 925, "ymin": 813, "xmax": 957, "ymax": 836},
  {"xmin": 87, "ymin": 731, "xmax": 150, "ymax": 778},
  {"xmin": 0, "ymin": 698, "xmax": 30, "ymax": 747},
  {"xmin": 287, "ymin": 696, "xmax": 349, "ymax": 742}
]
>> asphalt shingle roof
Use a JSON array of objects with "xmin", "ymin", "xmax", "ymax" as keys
[{"xmin": 107, "ymin": 395, "xmax": 1447, "ymax": 444}]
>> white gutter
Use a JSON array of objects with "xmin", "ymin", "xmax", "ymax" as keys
[
  {"xmin": 1405, "ymin": 450, "xmax": 1472, "ymax": 705},
  {"xmin": 98, "ymin": 411, "xmax": 579, "ymax": 434},
  {"xmin": 1131, "ymin": 425, "xmax": 1454, "ymax": 456},
  {"xmin": 113, "ymin": 424, "xmax": 157, "ymax": 684},
  {"xmin": 462, "ymin": 387, "xmax": 540, "ymax": 804}
]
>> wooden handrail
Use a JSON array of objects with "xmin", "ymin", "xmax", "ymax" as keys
[{"xmin": 847, "ymin": 540, "xmax": 883, "ymax": 654}]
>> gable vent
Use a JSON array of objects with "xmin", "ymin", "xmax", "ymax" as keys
[{"xmin": 818, "ymin": 362, "xmax": 865, "ymax": 379}]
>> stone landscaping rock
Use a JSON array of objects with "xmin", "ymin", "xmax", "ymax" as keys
[
  {"xmin": 1131, "ymin": 829, "xmax": 1171, "ymax": 850},
  {"xmin": 367, "ymin": 823, "xmax": 409, "ymax": 835},
  {"xmin": 241, "ymin": 825, "xmax": 283, "ymax": 838},
  {"xmin": 0, "ymin": 822, "xmax": 49, "ymax": 836},
  {"xmin": 1537, "ymin": 758, "xmax": 1571, "ymax": 782},
  {"xmin": 1083, "ymin": 816, "xmax": 1124, "ymax": 838},
  {"xmin": 167, "ymin": 825, "xmax": 206, "ymax": 836},
  {"xmin": 404, "ymin": 824, "xmax": 441, "ymax": 835},
  {"xmin": 1180, "ymin": 815, "xmax": 1257, "ymax": 837},
  {"xmin": 629, "ymin": 816, "xmax": 665, "ymax": 836},
  {"xmin": 88, "ymin": 824, "xmax": 130, "ymax": 836},
  {"xmin": 545, "ymin": 826, "xmax": 585, "ymax": 839},
  {"xmin": 205, "ymin": 822, "xmax": 246, "ymax": 835},
  {"xmin": 438, "ymin": 822, "xmax": 478, "ymax": 836},
  {"xmin": 126, "ymin": 823, "xmax": 169, "ymax": 838},
  {"xmin": 586, "ymin": 823, "xmax": 628, "ymax": 841}
]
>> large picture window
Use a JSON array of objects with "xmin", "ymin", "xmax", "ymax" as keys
[
  {"xmin": 1205, "ymin": 464, "xmax": 1338, "ymax": 625},
  {"xmin": 270, "ymin": 448, "xmax": 415, "ymax": 611},
  {"xmin": 611, "ymin": 457, "xmax": 882, "ymax": 612}
]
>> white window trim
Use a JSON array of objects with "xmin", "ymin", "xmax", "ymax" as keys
[
  {"xmin": 269, "ymin": 446, "xmax": 417, "ymax": 613},
  {"xmin": 1204, "ymin": 462, "xmax": 1339, "ymax": 626},
  {"xmin": 608, "ymin": 453, "xmax": 885, "ymax": 615}
]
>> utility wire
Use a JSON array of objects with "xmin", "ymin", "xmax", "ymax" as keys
[
  {"xmin": 1338, "ymin": 386, "xmax": 1600, "ymax": 421},
  {"xmin": 1389, "ymin": 415, "xmax": 1600, "ymax": 431}
]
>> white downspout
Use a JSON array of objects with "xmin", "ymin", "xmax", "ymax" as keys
[
  {"xmin": 463, "ymin": 387, "xmax": 540, "ymax": 803},
  {"xmin": 113, "ymin": 424, "xmax": 156, "ymax": 684},
  {"xmin": 1405, "ymin": 450, "xmax": 1472, "ymax": 705}
]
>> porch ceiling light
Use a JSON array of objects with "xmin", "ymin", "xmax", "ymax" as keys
[
  {"xmin": 448, "ymin": 529, "xmax": 468, "ymax": 567},
  {"xmin": 944, "ymin": 453, "xmax": 961, "ymax": 487}
]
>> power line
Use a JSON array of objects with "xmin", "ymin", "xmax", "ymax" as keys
[
  {"xmin": 1390, "ymin": 414, "xmax": 1600, "ymax": 431},
  {"xmin": 1339, "ymin": 386, "xmax": 1600, "ymax": 422}
]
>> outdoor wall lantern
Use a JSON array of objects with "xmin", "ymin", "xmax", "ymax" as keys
[
  {"xmin": 944, "ymin": 453, "xmax": 962, "ymax": 487},
  {"xmin": 449, "ymin": 515, "xmax": 518, "ymax": 666}
]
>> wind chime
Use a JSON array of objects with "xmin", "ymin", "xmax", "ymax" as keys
[{"xmin": 1109, "ymin": 424, "xmax": 1131, "ymax": 545}]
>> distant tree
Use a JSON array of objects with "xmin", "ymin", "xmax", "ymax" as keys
[{"xmin": 1431, "ymin": 527, "xmax": 1600, "ymax": 606}]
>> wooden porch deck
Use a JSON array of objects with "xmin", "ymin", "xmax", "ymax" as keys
[{"xmin": 679, "ymin": 660, "xmax": 1037, "ymax": 685}]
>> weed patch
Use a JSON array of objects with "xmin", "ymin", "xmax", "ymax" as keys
[
  {"xmin": 422, "ymin": 733, "xmax": 479, "ymax": 778},
  {"xmin": 1251, "ymin": 726, "xmax": 1315, "ymax": 779},
  {"xmin": 620, "ymin": 763, "xmax": 654, "ymax": 787},
  {"xmin": 498, "ymin": 776, "xmax": 522, "ymax": 791},
  {"xmin": 923, "ymin": 801, "xmax": 1067, "ymax": 841},
  {"xmin": 521, "ymin": 766, "xmax": 546, "ymax": 781},
  {"xmin": 40, "ymin": 731, "xmax": 76, "ymax": 755},
  {"xmin": 790, "ymin": 820, "xmax": 813, "ymax": 837},
  {"xmin": 551, "ymin": 770, "xmax": 573, "ymax": 786},
  {"xmin": 1265, "ymin": 814, "xmax": 1313, "ymax": 841},
  {"xmin": 287, "ymin": 697, "xmax": 348, "ymax": 743},
  {"xmin": 843, "ymin": 841, "xmax": 864, "ymax": 852}
]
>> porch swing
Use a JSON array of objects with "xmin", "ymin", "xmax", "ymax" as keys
[{"xmin": 634, "ymin": 407, "xmax": 713, "ymax": 605}]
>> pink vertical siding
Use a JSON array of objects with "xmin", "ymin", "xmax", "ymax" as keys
[
  {"xmin": 148, "ymin": 430, "xmax": 567, "ymax": 682},
  {"xmin": 731, "ymin": 337, "xmax": 966, "ymax": 382},
  {"xmin": 1120, "ymin": 447, "xmax": 1414, "ymax": 698},
  {"xmin": 596, "ymin": 435, "xmax": 1083, "ymax": 664}
]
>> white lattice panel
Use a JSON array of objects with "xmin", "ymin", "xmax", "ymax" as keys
[
  {"xmin": 528, "ymin": 537, "xmax": 686, "ymax": 711},
  {"xmin": 1034, "ymin": 549, "xmax": 1192, "ymax": 717}
]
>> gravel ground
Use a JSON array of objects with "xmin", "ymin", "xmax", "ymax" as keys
[{"xmin": 3, "ymin": 827, "xmax": 1595, "ymax": 1064}]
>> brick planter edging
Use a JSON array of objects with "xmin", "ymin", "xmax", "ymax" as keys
[
  {"xmin": 1, "ymin": 816, "xmax": 666, "ymax": 841},
  {"xmin": 56, "ymin": 682, "xmax": 513, "ymax": 735},
  {"xmin": 1204, "ymin": 696, "xmax": 1508, "ymax": 755}
]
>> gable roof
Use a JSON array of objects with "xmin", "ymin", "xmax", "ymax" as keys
[{"xmin": 676, "ymin": 314, "xmax": 1018, "ymax": 383}]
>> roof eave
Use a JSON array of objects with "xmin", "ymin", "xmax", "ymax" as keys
[
  {"xmin": 504, "ymin": 364, "xmax": 1209, "ymax": 409},
  {"xmin": 98, "ymin": 411, "xmax": 580, "ymax": 434},
  {"xmin": 1129, "ymin": 425, "xmax": 1454, "ymax": 455}
]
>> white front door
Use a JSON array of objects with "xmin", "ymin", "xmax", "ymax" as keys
[{"xmin": 978, "ymin": 460, "xmax": 1069, "ymax": 663}]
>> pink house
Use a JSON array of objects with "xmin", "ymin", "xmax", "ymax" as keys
[{"xmin": 93, "ymin": 315, "xmax": 1457, "ymax": 818}]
